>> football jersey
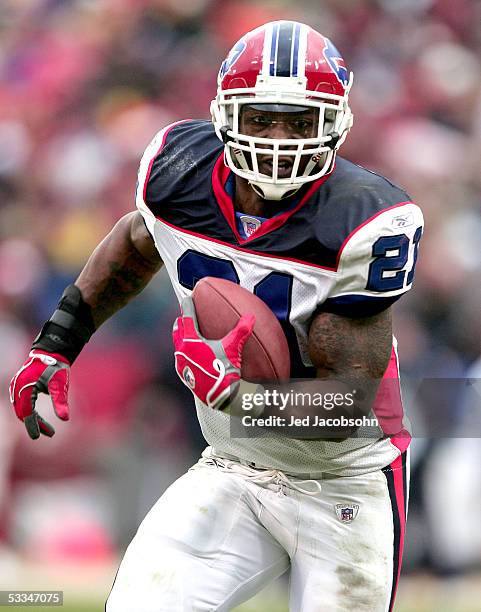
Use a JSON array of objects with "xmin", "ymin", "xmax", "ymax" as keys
[{"xmin": 136, "ymin": 119, "xmax": 424, "ymax": 477}]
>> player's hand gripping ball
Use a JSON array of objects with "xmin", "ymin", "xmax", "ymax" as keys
[
  {"xmin": 9, "ymin": 351, "xmax": 71, "ymax": 439},
  {"xmin": 192, "ymin": 277, "xmax": 290, "ymax": 381},
  {"xmin": 172, "ymin": 278, "xmax": 291, "ymax": 410},
  {"xmin": 172, "ymin": 296, "xmax": 254, "ymax": 410}
]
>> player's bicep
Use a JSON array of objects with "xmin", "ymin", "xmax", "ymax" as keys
[
  {"xmin": 308, "ymin": 308, "xmax": 392, "ymax": 379},
  {"xmin": 130, "ymin": 211, "xmax": 163, "ymax": 267}
]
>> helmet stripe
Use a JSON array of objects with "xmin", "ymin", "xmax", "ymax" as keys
[
  {"xmin": 269, "ymin": 23, "xmax": 280, "ymax": 76},
  {"xmin": 261, "ymin": 23, "xmax": 273, "ymax": 77},
  {"xmin": 297, "ymin": 23, "xmax": 308, "ymax": 79},
  {"xmin": 291, "ymin": 22, "xmax": 301, "ymax": 76},
  {"xmin": 275, "ymin": 22, "xmax": 295, "ymax": 77}
]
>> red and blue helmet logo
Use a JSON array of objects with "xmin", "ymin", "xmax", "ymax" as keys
[
  {"xmin": 322, "ymin": 37, "xmax": 349, "ymax": 88},
  {"xmin": 219, "ymin": 39, "xmax": 247, "ymax": 80}
]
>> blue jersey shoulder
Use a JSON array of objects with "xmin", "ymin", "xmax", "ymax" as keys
[
  {"xmin": 310, "ymin": 157, "xmax": 412, "ymax": 254},
  {"xmin": 145, "ymin": 120, "xmax": 222, "ymax": 212},
  {"xmin": 141, "ymin": 122, "xmax": 414, "ymax": 270},
  {"xmin": 143, "ymin": 120, "xmax": 239, "ymax": 242}
]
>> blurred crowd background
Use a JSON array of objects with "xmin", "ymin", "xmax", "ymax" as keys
[{"xmin": 1, "ymin": 0, "xmax": 481, "ymax": 607}]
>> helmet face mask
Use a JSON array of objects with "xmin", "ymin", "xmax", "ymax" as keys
[
  {"xmin": 236, "ymin": 104, "xmax": 320, "ymax": 183},
  {"xmin": 211, "ymin": 21, "xmax": 354, "ymax": 201}
]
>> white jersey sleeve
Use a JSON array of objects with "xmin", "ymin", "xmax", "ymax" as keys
[
  {"xmin": 135, "ymin": 121, "xmax": 191, "ymax": 236},
  {"xmin": 325, "ymin": 202, "xmax": 424, "ymax": 315}
]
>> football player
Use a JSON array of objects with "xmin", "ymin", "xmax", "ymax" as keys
[{"xmin": 10, "ymin": 21, "xmax": 423, "ymax": 611}]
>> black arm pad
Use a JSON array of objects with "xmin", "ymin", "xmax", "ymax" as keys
[{"xmin": 32, "ymin": 284, "xmax": 96, "ymax": 364}]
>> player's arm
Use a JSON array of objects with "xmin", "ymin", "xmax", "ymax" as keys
[
  {"xmin": 240, "ymin": 309, "xmax": 391, "ymax": 437},
  {"xmin": 308, "ymin": 308, "xmax": 392, "ymax": 387},
  {"xmin": 9, "ymin": 211, "xmax": 162, "ymax": 439},
  {"xmin": 76, "ymin": 211, "xmax": 162, "ymax": 327}
]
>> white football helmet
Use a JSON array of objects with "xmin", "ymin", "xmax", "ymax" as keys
[{"xmin": 211, "ymin": 21, "xmax": 353, "ymax": 200}]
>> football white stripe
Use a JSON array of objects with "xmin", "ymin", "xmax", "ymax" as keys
[
  {"xmin": 297, "ymin": 23, "xmax": 309, "ymax": 79},
  {"xmin": 262, "ymin": 22, "xmax": 274, "ymax": 77}
]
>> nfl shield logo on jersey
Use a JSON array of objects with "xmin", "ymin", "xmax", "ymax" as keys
[
  {"xmin": 335, "ymin": 503, "xmax": 360, "ymax": 523},
  {"xmin": 239, "ymin": 215, "xmax": 262, "ymax": 238}
]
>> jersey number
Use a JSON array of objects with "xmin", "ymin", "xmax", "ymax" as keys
[
  {"xmin": 366, "ymin": 227, "xmax": 422, "ymax": 292},
  {"xmin": 177, "ymin": 249, "xmax": 293, "ymax": 319}
]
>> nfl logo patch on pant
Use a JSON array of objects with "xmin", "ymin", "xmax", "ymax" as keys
[{"xmin": 335, "ymin": 503, "xmax": 360, "ymax": 523}]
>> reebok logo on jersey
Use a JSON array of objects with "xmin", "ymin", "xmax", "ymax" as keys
[
  {"xmin": 335, "ymin": 503, "xmax": 360, "ymax": 523},
  {"xmin": 392, "ymin": 213, "xmax": 414, "ymax": 229}
]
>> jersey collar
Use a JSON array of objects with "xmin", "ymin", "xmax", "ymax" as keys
[{"xmin": 212, "ymin": 153, "xmax": 333, "ymax": 244}]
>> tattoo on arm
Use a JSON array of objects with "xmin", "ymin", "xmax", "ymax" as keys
[
  {"xmin": 308, "ymin": 309, "xmax": 392, "ymax": 380},
  {"xmin": 91, "ymin": 255, "xmax": 157, "ymax": 324},
  {"xmin": 76, "ymin": 212, "xmax": 162, "ymax": 328},
  {"xmin": 259, "ymin": 310, "xmax": 393, "ymax": 433}
]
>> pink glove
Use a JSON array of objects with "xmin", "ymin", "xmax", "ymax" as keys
[
  {"xmin": 173, "ymin": 297, "xmax": 254, "ymax": 410},
  {"xmin": 9, "ymin": 350, "xmax": 70, "ymax": 439}
]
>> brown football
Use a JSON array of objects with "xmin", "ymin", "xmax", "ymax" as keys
[{"xmin": 192, "ymin": 277, "xmax": 290, "ymax": 381}]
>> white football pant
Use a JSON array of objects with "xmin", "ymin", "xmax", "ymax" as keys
[{"xmin": 106, "ymin": 451, "xmax": 408, "ymax": 612}]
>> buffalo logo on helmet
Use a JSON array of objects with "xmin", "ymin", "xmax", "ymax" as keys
[
  {"xmin": 322, "ymin": 37, "xmax": 349, "ymax": 88},
  {"xmin": 219, "ymin": 39, "xmax": 247, "ymax": 80}
]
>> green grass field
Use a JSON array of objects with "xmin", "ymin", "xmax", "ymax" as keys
[{"xmin": 2, "ymin": 567, "xmax": 481, "ymax": 611}]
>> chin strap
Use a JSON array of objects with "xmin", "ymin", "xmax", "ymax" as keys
[
  {"xmin": 247, "ymin": 146, "xmax": 336, "ymax": 201},
  {"xmin": 248, "ymin": 181, "xmax": 302, "ymax": 201},
  {"xmin": 227, "ymin": 139, "xmax": 302, "ymax": 201}
]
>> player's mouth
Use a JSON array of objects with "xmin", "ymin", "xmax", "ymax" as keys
[{"xmin": 259, "ymin": 157, "xmax": 294, "ymax": 179}]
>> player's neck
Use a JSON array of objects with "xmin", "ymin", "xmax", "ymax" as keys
[{"xmin": 234, "ymin": 175, "xmax": 285, "ymax": 218}]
